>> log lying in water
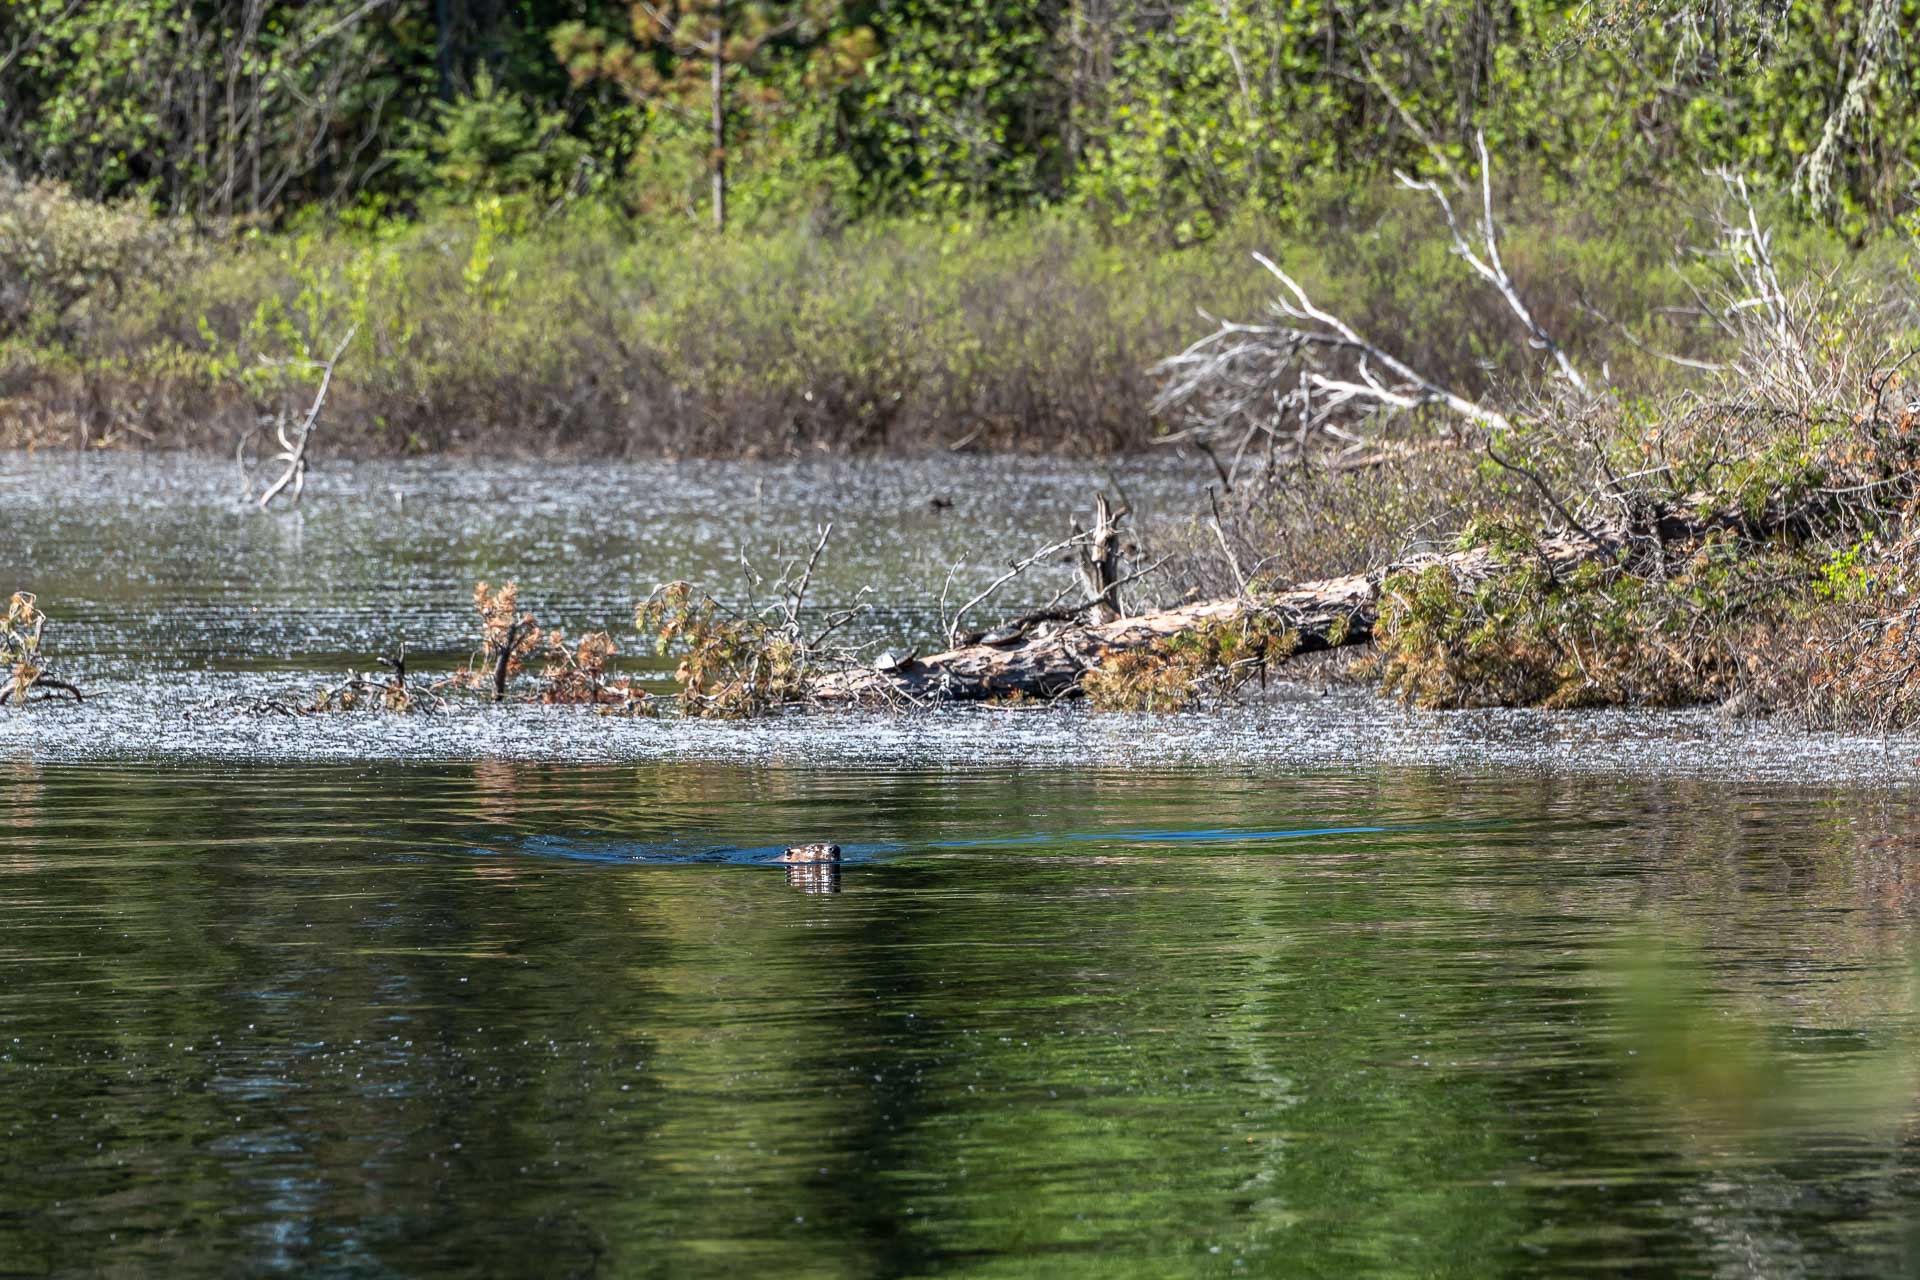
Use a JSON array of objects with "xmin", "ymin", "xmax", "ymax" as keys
[{"xmin": 809, "ymin": 524, "xmax": 1633, "ymax": 706}]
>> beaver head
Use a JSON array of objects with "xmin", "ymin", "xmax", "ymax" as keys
[{"xmin": 776, "ymin": 842, "xmax": 841, "ymax": 863}]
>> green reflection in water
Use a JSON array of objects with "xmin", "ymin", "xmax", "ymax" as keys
[{"xmin": 1, "ymin": 761, "xmax": 1918, "ymax": 1276}]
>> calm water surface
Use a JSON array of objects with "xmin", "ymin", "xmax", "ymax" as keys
[
  {"xmin": 4, "ymin": 763, "xmax": 1920, "ymax": 1277},
  {"xmin": 4, "ymin": 453, "xmax": 1920, "ymax": 1276},
  {"xmin": 0, "ymin": 451, "xmax": 1208, "ymax": 679}
]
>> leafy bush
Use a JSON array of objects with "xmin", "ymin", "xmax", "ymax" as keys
[
  {"xmin": 635, "ymin": 582, "xmax": 810, "ymax": 718},
  {"xmin": 1081, "ymin": 614, "xmax": 1301, "ymax": 711},
  {"xmin": 1, "ymin": 592, "xmax": 82, "ymax": 706},
  {"xmin": 0, "ymin": 177, "xmax": 187, "ymax": 342}
]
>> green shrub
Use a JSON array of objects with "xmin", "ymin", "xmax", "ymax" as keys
[{"xmin": 0, "ymin": 177, "xmax": 189, "ymax": 343}]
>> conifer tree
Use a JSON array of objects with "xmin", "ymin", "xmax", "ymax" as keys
[{"xmin": 553, "ymin": 0, "xmax": 872, "ymax": 230}]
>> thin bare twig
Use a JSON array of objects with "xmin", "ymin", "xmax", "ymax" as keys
[
  {"xmin": 1484, "ymin": 436, "xmax": 1605, "ymax": 548},
  {"xmin": 949, "ymin": 532, "xmax": 1091, "ymax": 645},
  {"xmin": 1207, "ymin": 485, "xmax": 1250, "ymax": 597}
]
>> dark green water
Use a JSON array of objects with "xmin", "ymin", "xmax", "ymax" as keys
[
  {"xmin": 7, "ymin": 452, "xmax": 1920, "ymax": 1274},
  {"xmin": 4, "ymin": 760, "xmax": 1919, "ymax": 1277}
]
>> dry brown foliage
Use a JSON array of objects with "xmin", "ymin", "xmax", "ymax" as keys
[{"xmin": 0, "ymin": 592, "xmax": 82, "ymax": 706}]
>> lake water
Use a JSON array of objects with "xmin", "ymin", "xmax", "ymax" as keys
[
  {"xmin": 0, "ymin": 452, "xmax": 1209, "ymax": 681},
  {"xmin": 4, "ymin": 452, "xmax": 1920, "ymax": 1277}
]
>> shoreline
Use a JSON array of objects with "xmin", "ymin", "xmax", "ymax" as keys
[
  {"xmin": 5, "ymin": 689, "xmax": 1916, "ymax": 787},
  {"xmin": 0, "ymin": 413, "xmax": 1159, "ymax": 461}
]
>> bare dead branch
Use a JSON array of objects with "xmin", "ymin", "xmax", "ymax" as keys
[
  {"xmin": 1394, "ymin": 132, "xmax": 1591, "ymax": 396},
  {"xmin": 946, "ymin": 530, "xmax": 1091, "ymax": 646},
  {"xmin": 1072, "ymin": 491, "xmax": 1128, "ymax": 623},
  {"xmin": 1154, "ymin": 134, "xmax": 1610, "ymax": 473},
  {"xmin": 255, "ymin": 325, "xmax": 355, "ymax": 510},
  {"xmin": 1699, "ymin": 170, "xmax": 1822, "ymax": 407},
  {"xmin": 1153, "ymin": 250, "xmax": 1516, "ymax": 449},
  {"xmin": 1484, "ymin": 435, "xmax": 1605, "ymax": 548},
  {"xmin": 1207, "ymin": 485, "xmax": 1250, "ymax": 597}
]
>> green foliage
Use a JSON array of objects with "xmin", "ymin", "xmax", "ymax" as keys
[
  {"xmin": 1368, "ymin": 543, "xmax": 1775, "ymax": 712},
  {"xmin": 461, "ymin": 196, "xmax": 521, "ymax": 307},
  {"xmin": 0, "ymin": 0, "xmax": 420, "ymax": 218},
  {"xmin": 1360, "ymin": 386, "xmax": 1920, "ymax": 719},
  {"xmin": 1816, "ymin": 538, "xmax": 1877, "ymax": 603},
  {"xmin": 4, "ymin": 0, "xmax": 1915, "ymax": 236},
  {"xmin": 636, "ymin": 582, "xmax": 808, "ymax": 717},
  {"xmin": 0, "ymin": 178, "xmax": 186, "ymax": 342},
  {"xmin": 1082, "ymin": 614, "xmax": 1300, "ymax": 711},
  {"xmin": 2, "ymin": 174, "xmax": 1894, "ymax": 458},
  {"xmin": 1076, "ymin": 0, "xmax": 1346, "ymax": 239},
  {"xmin": 1069, "ymin": 0, "xmax": 1920, "ymax": 238},
  {"xmin": 844, "ymin": 0, "xmax": 1064, "ymax": 214},
  {"xmin": 393, "ymin": 69, "xmax": 595, "ymax": 201},
  {"xmin": 552, "ymin": 0, "xmax": 873, "ymax": 225},
  {"xmin": 3, "ymin": 203, "xmax": 1257, "ymax": 451}
]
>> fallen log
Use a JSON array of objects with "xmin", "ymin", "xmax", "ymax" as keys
[{"xmin": 808, "ymin": 520, "xmax": 1655, "ymax": 706}]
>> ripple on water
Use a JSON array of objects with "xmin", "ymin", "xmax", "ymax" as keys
[
  {"xmin": 0, "ymin": 450, "xmax": 1210, "ymax": 672},
  {"xmin": 2, "ymin": 674, "xmax": 1916, "ymax": 787},
  {"xmin": 1, "ymin": 760, "xmax": 1918, "ymax": 1276}
]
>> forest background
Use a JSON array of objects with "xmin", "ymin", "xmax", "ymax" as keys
[{"xmin": 2, "ymin": 0, "xmax": 1914, "ymax": 455}]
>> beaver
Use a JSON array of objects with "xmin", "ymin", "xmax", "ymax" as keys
[{"xmin": 777, "ymin": 842, "xmax": 841, "ymax": 863}]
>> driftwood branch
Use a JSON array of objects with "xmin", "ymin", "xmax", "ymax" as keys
[
  {"xmin": 1072, "ymin": 490, "xmax": 1129, "ymax": 623},
  {"xmin": 1153, "ymin": 250, "xmax": 1516, "ymax": 457},
  {"xmin": 766, "ymin": 523, "xmax": 873, "ymax": 658},
  {"xmin": 492, "ymin": 619, "xmax": 525, "ymax": 701},
  {"xmin": 946, "ymin": 532, "xmax": 1089, "ymax": 646},
  {"xmin": 0, "ymin": 674, "xmax": 84, "ymax": 705},
  {"xmin": 1154, "ymin": 134, "xmax": 1600, "ymax": 469},
  {"xmin": 255, "ymin": 325, "xmax": 355, "ymax": 510},
  {"xmin": 977, "ymin": 553, "xmax": 1176, "ymax": 643},
  {"xmin": 940, "ymin": 491, "xmax": 1143, "ymax": 646},
  {"xmin": 1207, "ymin": 485, "xmax": 1249, "ymax": 597},
  {"xmin": 1484, "ymin": 436, "xmax": 1604, "ymax": 547}
]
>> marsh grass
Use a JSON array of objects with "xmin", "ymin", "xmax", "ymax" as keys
[{"xmin": 0, "ymin": 176, "xmax": 1804, "ymax": 457}]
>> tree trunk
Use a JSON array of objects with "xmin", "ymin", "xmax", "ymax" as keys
[
  {"xmin": 710, "ymin": 24, "xmax": 726, "ymax": 233},
  {"xmin": 809, "ymin": 574, "xmax": 1372, "ymax": 705},
  {"xmin": 1073, "ymin": 491, "xmax": 1126, "ymax": 623}
]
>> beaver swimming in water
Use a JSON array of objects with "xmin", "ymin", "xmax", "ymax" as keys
[{"xmin": 777, "ymin": 842, "xmax": 841, "ymax": 863}]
